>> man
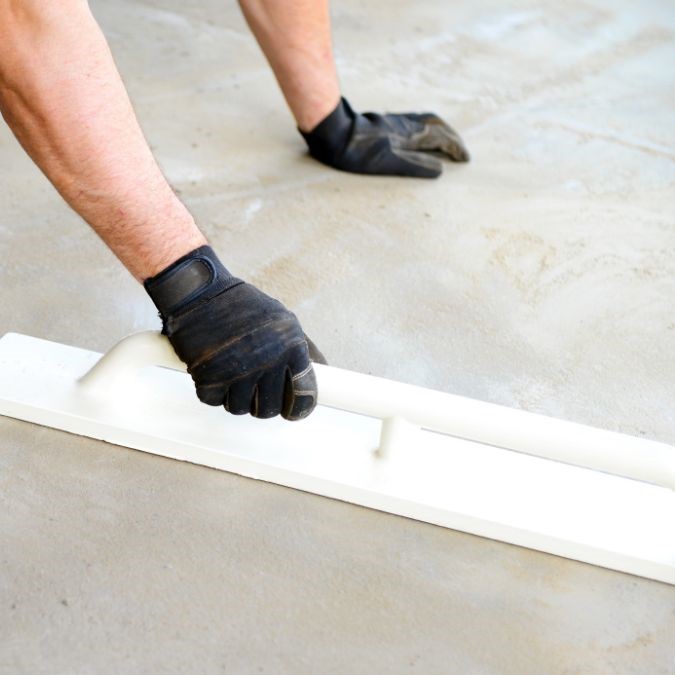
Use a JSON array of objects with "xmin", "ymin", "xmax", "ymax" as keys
[{"xmin": 0, "ymin": 0, "xmax": 468, "ymax": 421}]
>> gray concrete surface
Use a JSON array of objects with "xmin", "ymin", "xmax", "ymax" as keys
[{"xmin": 1, "ymin": 0, "xmax": 674, "ymax": 672}]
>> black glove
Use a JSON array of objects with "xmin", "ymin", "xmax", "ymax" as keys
[
  {"xmin": 144, "ymin": 246, "xmax": 317, "ymax": 421},
  {"xmin": 300, "ymin": 97, "xmax": 469, "ymax": 178}
]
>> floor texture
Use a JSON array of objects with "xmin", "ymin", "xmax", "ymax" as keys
[{"xmin": 1, "ymin": 0, "xmax": 674, "ymax": 672}]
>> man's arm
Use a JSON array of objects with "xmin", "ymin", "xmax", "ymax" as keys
[
  {"xmin": 238, "ymin": 0, "xmax": 470, "ymax": 178},
  {"xmin": 0, "ymin": 0, "xmax": 205, "ymax": 280},
  {"xmin": 238, "ymin": 0, "xmax": 340, "ymax": 133},
  {"xmin": 0, "ymin": 0, "xmax": 317, "ymax": 420}
]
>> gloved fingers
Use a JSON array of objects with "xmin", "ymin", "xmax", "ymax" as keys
[
  {"xmin": 282, "ymin": 343, "xmax": 318, "ymax": 421},
  {"xmin": 388, "ymin": 147, "xmax": 443, "ymax": 178},
  {"xmin": 224, "ymin": 376, "xmax": 259, "ymax": 416},
  {"xmin": 304, "ymin": 333, "xmax": 328, "ymax": 365},
  {"xmin": 253, "ymin": 368, "xmax": 286, "ymax": 419},
  {"xmin": 402, "ymin": 114, "xmax": 470, "ymax": 162},
  {"xmin": 196, "ymin": 382, "xmax": 226, "ymax": 406}
]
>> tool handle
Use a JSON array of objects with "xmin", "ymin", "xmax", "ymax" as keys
[{"xmin": 79, "ymin": 331, "xmax": 675, "ymax": 490}]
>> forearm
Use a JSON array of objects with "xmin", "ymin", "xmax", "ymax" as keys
[
  {"xmin": 238, "ymin": 0, "xmax": 340, "ymax": 131},
  {"xmin": 0, "ymin": 0, "xmax": 205, "ymax": 281}
]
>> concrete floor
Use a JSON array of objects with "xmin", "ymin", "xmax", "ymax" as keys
[{"xmin": 1, "ymin": 0, "xmax": 675, "ymax": 672}]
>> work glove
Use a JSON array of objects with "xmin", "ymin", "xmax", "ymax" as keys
[
  {"xmin": 144, "ymin": 245, "xmax": 318, "ymax": 420},
  {"xmin": 300, "ymin": 97, "xmax": 469, "ymax": 179}
]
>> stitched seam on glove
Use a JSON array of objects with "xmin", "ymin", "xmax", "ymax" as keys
[{"xmin": 188, "ymin": 319, "xmax": 304, "ymax": 370}]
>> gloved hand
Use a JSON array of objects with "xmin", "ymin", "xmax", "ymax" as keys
[
  {"xmin": 144, "ymin": 245, "xmax": 317, "ymax": 420},
  {"xmin": 300, "ymin": 97, "xmax": 469, "ymax": 178}
]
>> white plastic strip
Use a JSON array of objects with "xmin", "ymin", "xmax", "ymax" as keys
[
  {"xmin": 1, "ymin": 332, "xmax": 674, "ymax": 585},
  {"xmin": 79, "ymin": 331, "xmax": 675, "ymax": 490}
]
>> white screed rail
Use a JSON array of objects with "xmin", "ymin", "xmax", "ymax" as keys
[
  {"xmin": 80, "ymin": 331, "xmax": 675, "ymax": 490},
  {"xmin": 1, "ymin": 331, "xmax": 674, "ymax": 585}
]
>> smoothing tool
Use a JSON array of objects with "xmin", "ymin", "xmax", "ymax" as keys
[{"xmin": 1, "ymin": 331, "xmax": 673, "ymax": 584}]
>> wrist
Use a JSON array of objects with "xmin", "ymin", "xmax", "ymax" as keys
[
  {"xmin": 138, "ymin": 227, "xmax": 208, "ymax": 281},
  {"xmin": 144, "ymin": 245, "xmax": 242, "ymax": 321},
  {"xmin": 299, "ymin": 97, "xmax": 355, "ymax": 165},
  {"xmin": 294, "ymin": 91, "xmax": 342, "ymax": 133}
]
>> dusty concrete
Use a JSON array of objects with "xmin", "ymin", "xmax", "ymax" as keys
[{"xmin": 1, "ymin": 0, "xmax": 674, "ymax": 673}]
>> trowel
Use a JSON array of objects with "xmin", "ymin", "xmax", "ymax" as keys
[{"xmin": 0, "ymin": 330, "xmax": 673, "ymax": 584}]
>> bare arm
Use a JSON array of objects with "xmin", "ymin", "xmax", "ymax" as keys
[
  {"xmin": 0, "ymin": 0, "xmax": 206, "ymax": 281},
  {"xmin": 237, "ymin": 0, "xmax": 340, "ymax": 132}
]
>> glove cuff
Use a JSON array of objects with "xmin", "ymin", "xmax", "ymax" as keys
[
  {"xmin": 144, "ymin": 245, "xmax": 242, "ymax": 320},
  {"xmin": 300, "ymin": 97, "xmax": 355, "ymax": 165}
]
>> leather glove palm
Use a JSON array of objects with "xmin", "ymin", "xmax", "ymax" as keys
[
  {"xmin": 145, "ymin": 246, "xmax": 317, "ymax": 421},
  {"xmin": 301, "ymin": 98, "xmax": 469, "ymax": 178}
]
